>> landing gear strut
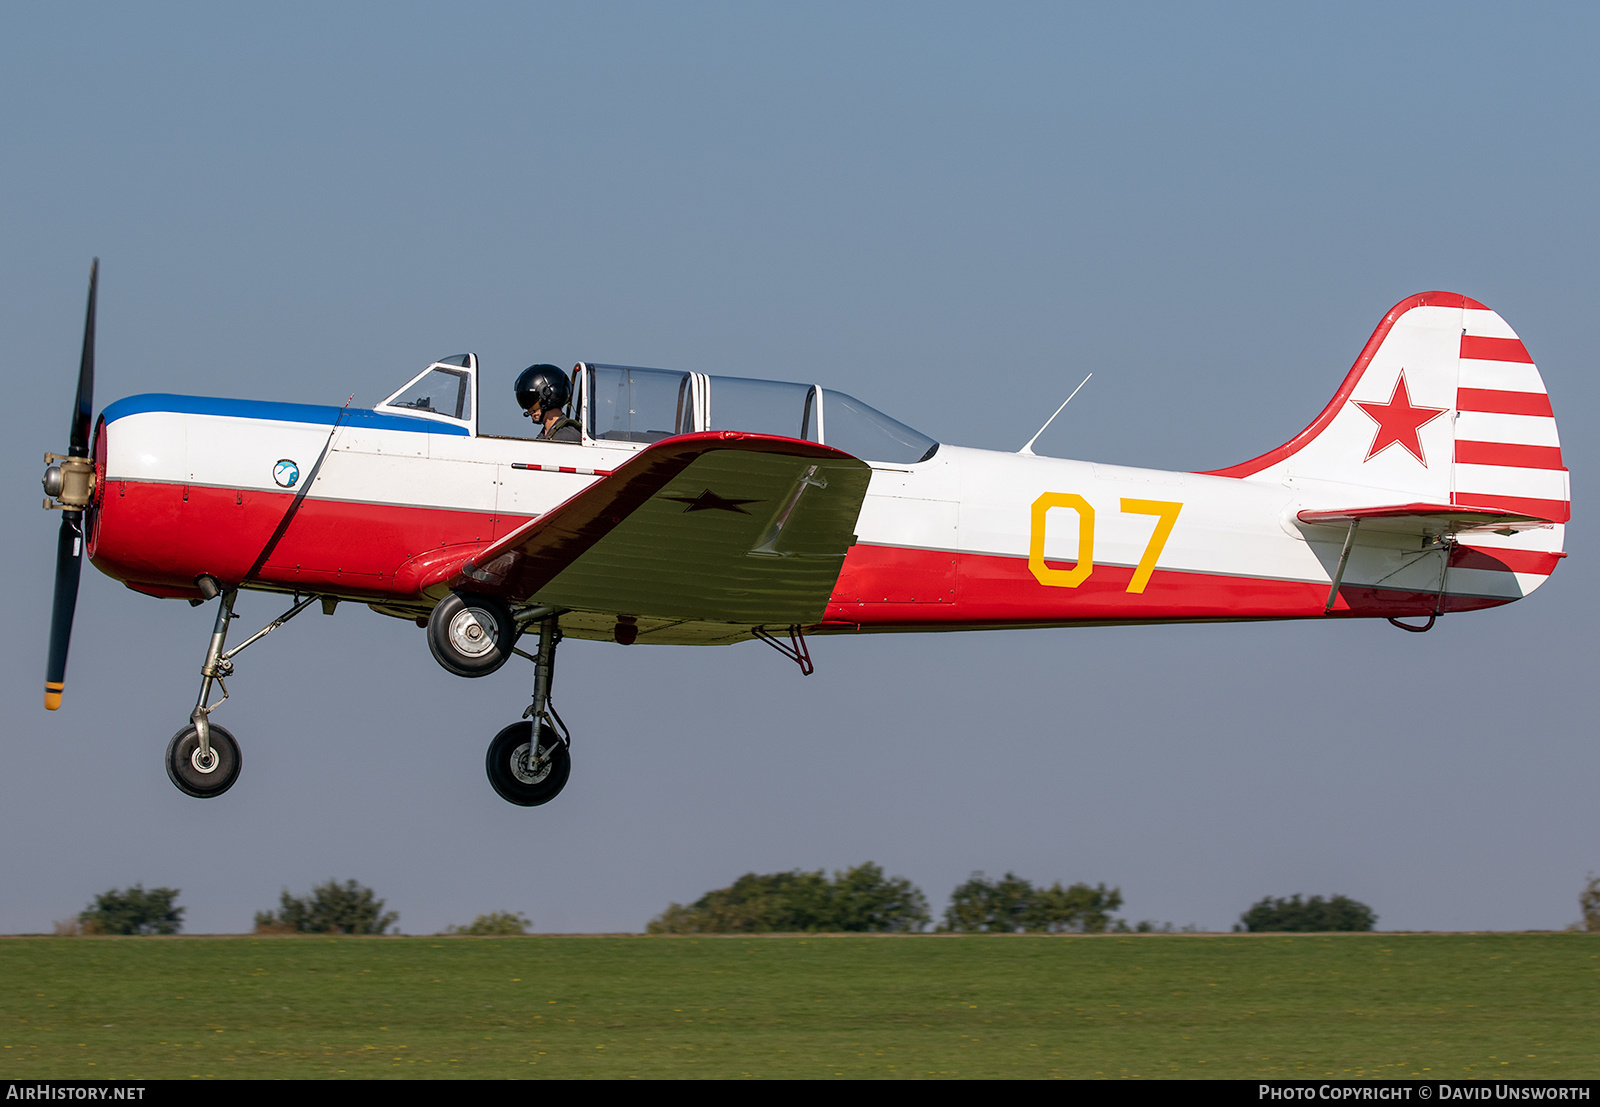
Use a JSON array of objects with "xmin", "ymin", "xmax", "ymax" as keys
[{"xmin": 485, "ymin": 610, "xmax": 572, "ymax": 806}]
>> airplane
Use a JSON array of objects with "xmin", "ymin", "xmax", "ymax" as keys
[{"xmin": 42, "ymin": 262, "xmax": 1568, "ymax": 806}]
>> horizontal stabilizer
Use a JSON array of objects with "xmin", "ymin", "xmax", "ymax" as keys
[
  {"xmin": 449, "ymin": 432, "xmax": 872, "ymax": 624},
  {"xmin": 1297, "ymin": 502, "xmax": 1556, "ymax": 537}
]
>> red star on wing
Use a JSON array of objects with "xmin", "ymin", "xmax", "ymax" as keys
[{"xmin": 1352, "ymin": 371, "xmax": 1448, "ymax": 466}]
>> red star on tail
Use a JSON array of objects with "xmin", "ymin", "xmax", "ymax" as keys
[{"xmin": 1352, "ymin": 371, "xmax": 1448, "ymax": 465}]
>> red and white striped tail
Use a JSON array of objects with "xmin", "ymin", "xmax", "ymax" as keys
[
  {"xmin": 1454, "ymin": 322, "xmax": 1566, "ymax": 523},
  {"xmin": 1449, "ymin": 307, "xmax": 1567, "ymax": 596},
  {"xmin": 1208, "ymin": 292, "xmax": 1567, "ymax": 597}
]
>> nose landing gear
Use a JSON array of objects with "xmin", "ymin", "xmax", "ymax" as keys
[{"xmin": 167, "ymin": 582, "xmax": 320, "ymax": 798}]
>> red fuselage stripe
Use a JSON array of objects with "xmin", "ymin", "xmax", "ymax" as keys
[
  {"xmin": 90, "ymin": 482, "xmax": 1540, "ymax": 622},
  {"xmin": 89, "ymin": 480, "xmax": 532, "ymax": 599},
  {"xmin": 822, "ymin": 543, "xmax": 1519, "ymax": 628}
]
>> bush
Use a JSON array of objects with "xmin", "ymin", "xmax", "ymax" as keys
[
  {"xmin": 939, "ymin": 872, "xmax": 1124, "ymax": 933},
  {"xmin": 79, "ymin": 886, "xmax": 184, "ymax": 935},
  {"xmin": 1116, "ymin": 920, "xmax": 1203, "ymax": 933},
  {"xmin": 1238, "ymin": 894, "xmax": 1376, "ymax": 932},
  {"xmin": 254, "ymin": 879, "xmax": 398, "ymax": 935},
  {"xmin": 444, "ymin": 911, "xmax": 532, "ymax": 935},
  {"xmin": 648, "ymin": 863, "xmax": 930, "ymax": 934},
  {"xmin": 1580, "ymin": 874, "xmax": 1600, "ymax": 933}
]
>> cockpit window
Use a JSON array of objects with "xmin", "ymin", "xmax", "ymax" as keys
[
  {"xmin": 588, "ymin": 365, "xmax": 694, "ymax": 443},
  {"xmin": 705, "ymin": 377, "xmax": 819, "ymax": 441},
  {"xmin": 377, "ymin": 355, "xmax": 478, "ymax": 432},
  {"xmin": 819, "ymin": 389, "xmax": 938, "ymax": 464},
  {"xmin": 573, "ymin": 362, "xmax": 937, "ymax": 462},
  {"xmin": 700, "ymin": 375, "xmax": 934, "ymax": 462},
  {"xmin": 389, "ymin": 368, "xmax": 470, "ymax": 420}
]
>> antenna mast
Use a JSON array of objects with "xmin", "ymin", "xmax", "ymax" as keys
[{"xmin": 1018, "ymin": 373, "xmax": 1092, "ymax": 456}]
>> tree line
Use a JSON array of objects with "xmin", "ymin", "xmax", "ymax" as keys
[
  {"xmin": 63, "ymin": 871, "xmax": 1600, "ymax": 936},
  {"xmin": 66, "ymin": 880, "xmax": 406, "ymax": 936},
  {"xmin": 648, "ymin": 865, "xmax": 1382, "ymax": 934}
]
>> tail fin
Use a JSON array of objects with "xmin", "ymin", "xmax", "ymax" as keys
[
  {"xmin": 1206, "ymin": 292, "xmax": 1568, "ymax": 523},
  {"xmin": 1206, "ymin": 292, "xmax": 1567, "ymax": 601}
]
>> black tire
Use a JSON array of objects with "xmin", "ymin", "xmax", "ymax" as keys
[
  {"xmin": 427, "ymin": 591, "xmax": 515, "ymax": 678},
  {"xmin": 165, "ymin": 723, "xmax": 242, "ymax": 799},
  {"xmin": 485, "ymin": 721, "xmax": 570, "ymax": 807}
]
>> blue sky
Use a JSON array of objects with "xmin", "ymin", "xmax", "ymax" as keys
[{"xmin": 3, "ymin": 2, "xmax": 1597, "ymax": 934}]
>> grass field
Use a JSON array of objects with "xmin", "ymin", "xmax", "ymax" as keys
[{"xmin": 1, "ymin": 932, "xmax": 1595, "ymax": 1079}]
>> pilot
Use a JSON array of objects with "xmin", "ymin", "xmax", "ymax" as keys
[{"xmin": 515, "ymin": 363, "xmax": 582, "ymax": 443}]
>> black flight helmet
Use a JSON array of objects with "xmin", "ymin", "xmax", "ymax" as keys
[{"xmin": 515, "ymin": 364, "xmax": 571, "ymax": 413}]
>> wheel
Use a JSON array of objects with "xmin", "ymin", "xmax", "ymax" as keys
[
  {"xmin": 427, "ymin": 591, "xmax": 516, "ymax": 677},
  {"xmin": 165, "ymin": 723, "xmax": 242, "ymax": 799},
  {"xmin": 485, "ymin": 721, "xmax": 570, "ymax": 807}
]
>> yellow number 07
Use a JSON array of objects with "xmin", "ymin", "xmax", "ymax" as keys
[{"xmin": 1029, "ymin": 494, "xmax": 1182, "ymax": 593}]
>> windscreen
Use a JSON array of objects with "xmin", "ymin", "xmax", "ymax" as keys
[{"xmin": 387, "ymin": 367, "xmax": 470, "ymax": 421}]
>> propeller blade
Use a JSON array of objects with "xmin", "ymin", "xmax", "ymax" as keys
[
  {"xmin": 69, "ymin": 259, "xmax": 97, "ymax": 457},
  {"xmin": 45, "ymin": 512, "xmax": 83, "ymax": 710},
  {"xmin": 47, "ymin": 260, "xmax": 98, "ymax": 710}
]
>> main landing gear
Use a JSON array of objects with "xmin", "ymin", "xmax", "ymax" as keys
[
  {"xmin": 425, "ymin": 592, "xmax": 575, "ymax": 806},
  {"xmin": 166, "ymin": 583, "xmax": 568, "ymax": 805},
  {"xmin": 170, "ymin": 579, "xmax": 320, "ymax": 798},
  {"xmin": 484, "ymin": 610, "xmax": 572, "ymax": 806}
]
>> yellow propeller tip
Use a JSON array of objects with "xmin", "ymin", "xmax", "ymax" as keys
[{"xmin": 44, "ymin": 684, "xmax": 63, "ymax": 711}]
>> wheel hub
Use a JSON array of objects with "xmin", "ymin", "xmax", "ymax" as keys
[
  {"xmin": 190, "ymin": 745, "xmax": 220, "ymax": 774},
  {"xmin": 510, "ymin": 742, "xmax": 553, "ymax": 785},
  {"xmin": 448, "ymin": 608, "xmax": 498, "ymax": 657}
]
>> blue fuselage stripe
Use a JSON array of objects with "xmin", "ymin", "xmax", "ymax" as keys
[{"xmin": 99, "ymin": 394, "xmax": 470, "ymax": 435}]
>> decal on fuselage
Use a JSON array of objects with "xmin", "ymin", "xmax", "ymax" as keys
[
  {"xmin": 273, "ymin": 459, "xmax": 300, "ymax": 488},
  {"xmin": 1028, "ymin": 492, "xmax": 1182, "ymax": 592}
]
